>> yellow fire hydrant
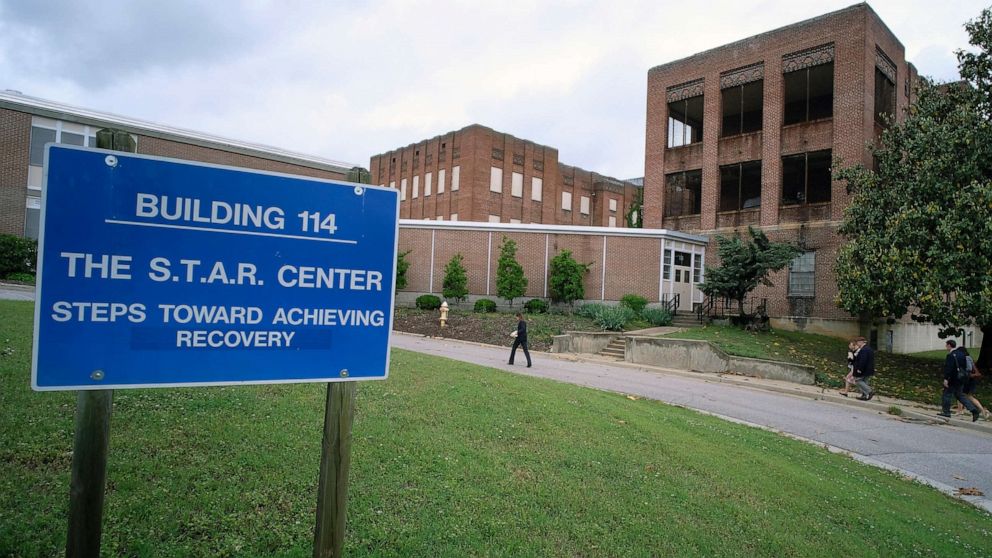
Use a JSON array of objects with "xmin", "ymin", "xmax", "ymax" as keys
[{"xmin": 439, "ymin": 301, "xmax": 449, "ymax": 328}]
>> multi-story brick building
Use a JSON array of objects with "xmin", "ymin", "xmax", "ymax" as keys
[
  {"xmin": 370, "ymin": 124, "xmax": 642, "ymax": 228},
  {"xmin": 639, "ymin": 2, "xmax": 968, "ymax": 350},
  {"xmin": 0, "ymin": 90, "xmax": 357, "ymax": 239}
]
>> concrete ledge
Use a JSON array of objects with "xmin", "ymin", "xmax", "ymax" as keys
[{"xmin": 552, "ymin": 331, "xmax": 618, "ymax": 354}]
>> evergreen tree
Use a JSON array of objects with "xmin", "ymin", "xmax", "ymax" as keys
[
  {"xmin": 700, "ymin": 227, "xmax": 799, "ymax": 319},
  {"xmin": 625, "ymin": 188, "xmax": 643, "ymax": 228},
  {"xmin": 395, "ymin": 250, "xmax": 411, "ymax": 292},
  {"xmin": 548, "ymin": 249, "xmax": 591, "ymax": 305},
  {"xmin": 442, "ymin": 253, "xmax": 469, "ymax": 303},
  {"xmin": 495, "ymin": 236, "xmax": 527, "ymax": 306}
]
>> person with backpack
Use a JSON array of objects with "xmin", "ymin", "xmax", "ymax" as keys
[
  {"xmin": 958, "ymin": 347, "xmax": 990, "ymax": 420},
  {"xmin": 939, "ymin": 340, "xmax": 980, "ymax": 421}
]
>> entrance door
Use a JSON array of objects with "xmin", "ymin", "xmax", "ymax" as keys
[{"xmin": 672, "ymin": 250, "xmax": 693, "ymax": 311}]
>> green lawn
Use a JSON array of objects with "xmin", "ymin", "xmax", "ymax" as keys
[
  {"xmin": 2, "ymin": 300, "xmax": 989, "ymax": 557},
  {"xmin": 664, "ymin": 325, "xmax": 953, "ymax": 405}
]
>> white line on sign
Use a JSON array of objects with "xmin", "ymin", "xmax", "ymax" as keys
[{"xmin": 104, "ymin": 220, "xmax": 359, "ymax": 245}]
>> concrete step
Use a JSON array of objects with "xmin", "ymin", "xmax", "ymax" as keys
[{"xmin": 599, "ymin": 348, "xmax": 626, "ymax": 358}]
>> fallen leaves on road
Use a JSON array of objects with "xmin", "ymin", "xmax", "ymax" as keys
[{"xmin": 955, "ymin": 487, "xmax": 984, "ymax": 496}]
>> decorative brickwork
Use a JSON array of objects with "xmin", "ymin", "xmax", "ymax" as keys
[
  {"xmin": 666, "ymin": 79, "xmax": 705, "ymax": 102},
  {"xmin": 782, "ymin": 43, "xmax": 834, "ymax": 73},
  {"xmin": 875, "ymin": 46, "xmax": 897, "ymax": 82},
  {"xmin": 720, "ymin": 63, "xmax": 764, "ymax": 89}
]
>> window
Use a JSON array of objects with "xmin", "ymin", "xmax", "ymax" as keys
[
  {"xmin": 425, "ymin": 172, "xmax": 433, "ymax": 196},
  {"xmin": 24, "ymin": 196, "xmax": 40, "ymax": 240},
  {"xmin": 782, "ymin": 150, "xmax": 831, "ymax": 205},
  {"xmin": 29, "ymin": 126, "xmax": 56, "ymax": 166},
  {"xmin": 609, "ymin": 199, "xmax": 617, "ymax": 212},
  {"xmin": 783, "ymin": 62, "xmax": 833, "ymax": 124},
  {"xmin": 451, "ymin": 166, "xmax": 460, "ymax": 191},
  {"xmin": 490, "ymin": 166, "xmax": 502, "ymax": 193},
  {"xmin": 511, "ymin": 172, "xmax": 523, "ymax": 197},
  {"xmin": 436, "ymin": 215, "xmax": 444, "ymax": 221},
  {"xmin": 488, "ymin": 215, "xmax": 500, "ymax": 223},
  {"xmin": 874, "ymin": 67, "xmax": 895, "ymax": 126},
  {"xmin": 438, "ymin": 169, "xmax": 446, "ymax": 194},
  {"xmin": 400, "ymin": 179, "xmax": 407, "ymax": 201},
  {"xmin": 450, "ymin": 213, "xmax": 458, "ymax": 221},
  {"xmin": 693, "ymin": 253, "xmax": 703, "ymax": 283},
  {"xmin": 663, "ymin": 248, "xmax": 672, "ymax": 279},
  {"xmin": 674, "ymin": 251, "xmax": 691, "ymax": 266},
  {"xmin": 531, "ymin": 177, "xmax": 543, "ymax": 201},
  {"xmin": 667, "ymin": 94, "xmax": 704, "ymax": 148},
  {"xmin": 509, "ymin": 218, "xmax": 521, "ymax": 224},
  {"xmin": 719, "ymin": 160, "xmax": 762, "ymax": 211},
  {"xmin": 608, "ymin": 216, "xmax": 617, "ymax": 227},
  {"xmin": 664, "ymin": 170, "xmax": 702, "ymax": 217},
  {"xmin": 412, "ymin": 176, "xmax": 419, "ymax": 198},
  {"xmin": 580, "ymin": 196, "xmax": 590, "ymax": 215},
  {"xmin": 789, "ymin": 252, "xmax": 815, "ymax": 296},
  {"xmin": 562, "ymin": 191, "xmax": 573, "ymax": 211},
  {"xmin": 722, "ymin": 80, "xmax": 763, "ymax": 136}
]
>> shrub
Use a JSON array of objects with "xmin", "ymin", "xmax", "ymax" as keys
[
  {"xmin": 0, "ymin": 234, "xmax": 37, "ymax": 277},
  {"xmin": 395, "ymin": 250, "xmax": 411, "ymax": 292},
  {"xmin": 576, "ymin": 303, "xmax": 608, "ymax": 319},
  {"xmin": 620, "ymin": 294, "xmax": 648, "ymax": 314},
  {"xmin": 474, "ymin": 298, "xmax": 497, "ymax": 313},
  {"xmin": 4, "ymin": 272, "xmax": 35, "ymax": 285},
  {"xmin": 640, "ymin": 308, "xmax": 673, "ymax": 326},
  {"xmin": 548, "ymin": 250, "xmax": 591, "ymax": 305},
  {"xmin": 524, "ymin": 299, "xmax": 549, "ymax": 314},
  {"xmin": 442, "ymin": 254, "xmax": 469, "ymax": 303},
  {"xmin": 495, "ymin": 237, "xmax": 527, "ymax": 306},
  {"xmin": 594, "ymin": 305, "xmax": 636, "ymax": 331},
  {"xmin": 415, "ymin": 294, "xmax": 442, "ymax": 310}
]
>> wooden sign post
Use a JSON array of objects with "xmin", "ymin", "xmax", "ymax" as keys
[{"xmin": 313, "ymin": 381, "xmax": 357, "ymax": 558}]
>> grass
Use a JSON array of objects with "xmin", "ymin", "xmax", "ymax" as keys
[
  {"xmin": 2, "ymin": 300, "xmax": 990, "ymax": 556},
  {"xmin": 663, "ymin": 325, "xmax": 954, "ymax": 405}
]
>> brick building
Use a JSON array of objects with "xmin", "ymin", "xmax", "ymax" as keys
[
  {"xmin": 639, "ymin": 3, "xmax": 970, "ymax": 350},
  {"xmin": 0, "ymin": 90, "xmax": 356, "ymax": 239},
  {"xmin": 370, "ymin": 124, "xmax": 642, "ymax": 228}
]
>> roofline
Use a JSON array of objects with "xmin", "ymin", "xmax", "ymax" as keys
[
  {"xmin": 399, "ymin": 219, "xmax": 709, "ymax": 244},
  {"xmin": 0, "ymin": 90, "xmax": 358, "ymax": 173},
  {"xmin": 648, "ymin": 3, "xmax": 902, "ymax": 75}
]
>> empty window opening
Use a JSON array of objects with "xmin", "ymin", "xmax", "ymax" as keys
[
  {"xmin": 874, "ymin": 67, "xmax": 896, "ymax": 126},
  {"xmin": 664, "ymin": 170, "xmax": 702, "ymax": 217},
  {"xmin": 722, "ymin": 80, "xmax": 763, "ymax": 137},
  {"xmin": 783, "ymin": 62, "xmax": 833, "ymax": 125},
  {"xmin": 719, "ymin": 160, "xmax": 762, "ymax": 211},
  {"xmin": 667, "ymin": 95, "xmax": 704, "ymax": 148},
  {"xmin": 781, "ymin": 150, "xmax": 832, "ymax": 206}
]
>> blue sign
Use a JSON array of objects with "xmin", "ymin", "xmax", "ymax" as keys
[{"xmin": 32, "ymin": 145, "xmax": 399, "ymax": 390}]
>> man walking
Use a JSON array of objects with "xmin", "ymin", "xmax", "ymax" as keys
[
  {"xmin": 851, "ymin": 336, "xmax": 875, "ymax": 401},
  {"xmin": 939, "ymin": 340, "xmax": 981, "ymax": 421},
  {"xmin": 508, "ymin": 312, "xmax": 532, "ymax": 368}
]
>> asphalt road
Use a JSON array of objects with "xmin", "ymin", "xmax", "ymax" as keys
[{"xmin": 392, "ymin": 333, "xmax": 992, "ymax": 513}]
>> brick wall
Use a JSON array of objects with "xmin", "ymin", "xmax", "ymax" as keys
[{"xmin": 0, "ymin": 108, "xmax": 31, "ymax": 235}]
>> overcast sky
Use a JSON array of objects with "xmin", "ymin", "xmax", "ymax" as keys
[{"xmin": 1, "ymin": 1, "xmax": 986, "ymax": 178}]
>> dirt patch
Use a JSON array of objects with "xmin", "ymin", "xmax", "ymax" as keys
[{"xmin": 392, "ymin": 308, "xmax": 599, "ymax": 352}]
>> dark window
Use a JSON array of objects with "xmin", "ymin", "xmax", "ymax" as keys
[
  {"xmin": 874, "ymin": 67, "xmax": 895, "ymax": 126},
  {"xmin": 783, "ymin": 62, "xmax": 833, "ymax": 125},
  {"xmin": 29, "ymin": 126, "xmax": 56, "ymax": 166},
  {"xmin": 721, "ymin": 80, "xmax": 763, "ymax": 137},
  {"xmin": 781, "ymin": 150, "xmax": 832, "ymax": 206},
  {"xmin": 674, "ymin": 251, "xmax": 691, "ymax": 266},
  {"xmin": 667, "ymin": 95, "xmax": 704, "ymax": 148},
  {"xmin": 24, "ymin": 206, "xmax": 40, "ymax": 240},
  {"xmin": 788, "ymin": 252, "xmax": 815, "ymax": 296},
  {"xmin": 719, "ymin": 160, "xmax": 762, "ymax": 211},
  {"xmin": 664, "ymin": 170, "xmax": 702, "ymax": 217},
  {"xmin": 61, "ymin": 132, "xmax": 85, "ymax": 146}
]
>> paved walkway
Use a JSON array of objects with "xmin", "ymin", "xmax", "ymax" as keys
[
  {"xmin": 392, "ymin": 332, "xmax": 992, "ymax": 513},
  {"xmin": 0, "ymin": 282, "xmax": 35, "ymax": 301}
]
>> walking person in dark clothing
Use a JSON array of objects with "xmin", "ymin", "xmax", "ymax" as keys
[
  {"xmin": 508, "ymin": 312, "xmax": 531, "ymax": 367},
  {"xmin": 852, "ymin": 336, "xmax": 875, "ymax": 400},
  {"xmin": 939, "ymin": 339, "xmax": 981, "ymax": 421}
]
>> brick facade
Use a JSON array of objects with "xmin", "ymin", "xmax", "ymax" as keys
[
  {"xmin": 370, "ymin": 125, "xmax": 641, "ymax": 228},
  {"xmin": 643, "ymin": 4, "xmax": 917, "ymax": 325}
]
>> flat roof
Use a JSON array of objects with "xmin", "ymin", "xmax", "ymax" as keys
[
  {"xmin": 399, "ymin": 219, "xmax": 709, "ymax": 245},
  {"xmin": 0, "ymin": 90, "xmax": 357, "ymax": 173}
]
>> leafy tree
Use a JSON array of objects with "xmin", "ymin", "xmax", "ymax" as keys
[
  {"xmin": 834, "ymin": 7, "xmax": 992, "ymax": 348},
  {"xmin": 700, "ymin": 227, "xmax": 799, "ymax": 319},
  {"xmin": 495, "ymin": 236, "xmax": 527, "ymax": 306},
  {"xmin": 625, "ymin": 188, "xmax": 643, "ymax": 228},
  {"xmin": 395, "ymin": 250, "xmax": 411, "ymax": 292},
  {"xmin": 442, "ymin": 253, "xmax": 469, "ymax": 303},
  {"xmin": 548, "ymin": 249, "xmax": 591, "ymax": 305}
]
